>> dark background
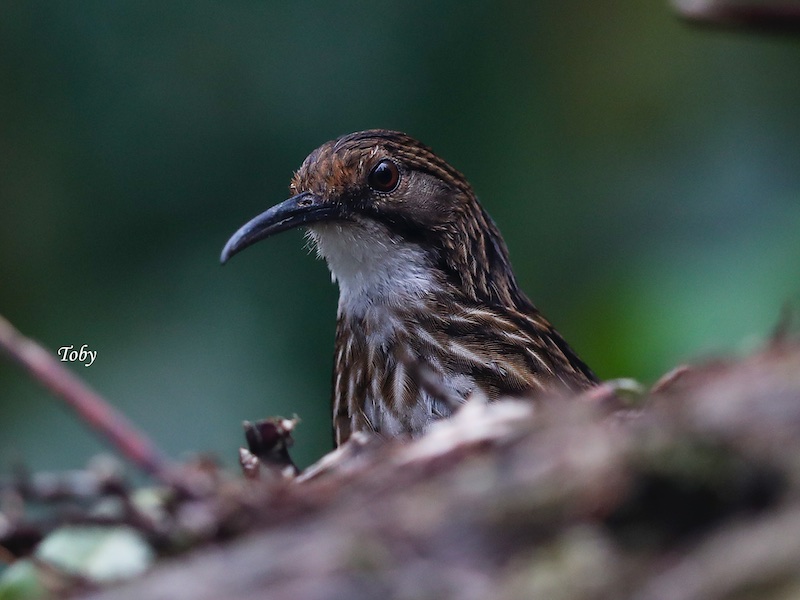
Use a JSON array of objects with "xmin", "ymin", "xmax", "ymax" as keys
[{"xmin": 1, "ymin": 2, "xmax": 799, "ymax": 470}]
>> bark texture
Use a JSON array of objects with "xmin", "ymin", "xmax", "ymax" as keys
[{"xmin": 79, "ymin": 340, "xmax": 800, "ymax": 600}]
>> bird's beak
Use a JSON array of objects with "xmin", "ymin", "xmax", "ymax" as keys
[{"xmin": 220, "ymin": 192, "xmax": 338, "ymax": 264}]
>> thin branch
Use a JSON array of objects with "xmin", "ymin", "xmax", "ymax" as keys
[
  {"xmin": 240, "ymin": 418, "xmax": 300, "ymax": 479},
  {"xmin": 674, "ymin": 0, "xmax": 800, "ymax": 33},
  {"xmin": 0, "ymin": 314, "xmax": 171, "ymax": 483}
]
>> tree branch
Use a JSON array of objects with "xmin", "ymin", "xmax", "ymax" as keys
[
  {"xmin": 674, "ymin": 0, "xmax": 800, "ymax": 33},
  {"xmin": 0, "ymin": 314, "xmax": 171, "ymax": 483}
]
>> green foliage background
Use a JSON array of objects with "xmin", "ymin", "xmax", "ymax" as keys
[{"xmin": 1, "ymin": 2, "xmax": 799, "ymax": 469}]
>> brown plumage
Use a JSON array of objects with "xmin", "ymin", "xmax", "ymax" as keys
[{"xmin": 221, "ymin": 130, "xmax": 597, "ymax": 446}]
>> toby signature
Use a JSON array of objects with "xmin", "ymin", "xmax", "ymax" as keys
[{"xmin": 57, "ymin": 344, "xmax": 97, "ymax": 367}]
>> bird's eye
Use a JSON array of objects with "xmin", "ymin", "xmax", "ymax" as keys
[{"xmin": 367, "ymin": 160, "xmax": 400, "ymax": 192}]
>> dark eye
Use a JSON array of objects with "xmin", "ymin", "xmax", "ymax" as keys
[{"xmin": 367, "ymin": 160, "xmax": 400, "ymax": 192}]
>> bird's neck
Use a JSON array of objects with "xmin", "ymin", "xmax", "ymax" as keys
[
  {"xmin": 307, "ymin": 221, "xmax": 440, "ymax": 321},
  {"xmin": 307, "ymin": 201, "xmax": 533, "ymax": 321},
  {"xmin": 436, "ymin": 202, "xmax": 530, "ymax": 311}
]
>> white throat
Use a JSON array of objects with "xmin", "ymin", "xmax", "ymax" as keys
[{"xmin": 306, "ymin": 221, "xmax": 436, "ymax": 319}]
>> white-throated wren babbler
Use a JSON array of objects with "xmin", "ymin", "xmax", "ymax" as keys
[{"xmin": 221, "ymin": 130, "xmax": 597, "ymax": 446}]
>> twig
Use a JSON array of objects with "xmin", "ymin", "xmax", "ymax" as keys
[
  {"xmin": 240, "ymin": 418, "xmax": 300, "ymax": 479},
  {"xmin": 673, "ymin": 0, "xmax": 800, "ymax": 33},
  {"xmin": 0, "ymin": 314, "xmax": 171, "ymax": 483},
  {"xmin": 651, "ymin": 364, "xmax": 692, "ymax": 394}
]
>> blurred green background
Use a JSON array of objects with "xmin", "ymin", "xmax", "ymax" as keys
[{"xmin": 1, "ymin": 2, "xmax": 799, "ymax": 471}]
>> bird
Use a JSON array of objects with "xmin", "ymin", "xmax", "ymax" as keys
[{"xmin": 221, "ymin": 130, "xmax": 597, "ymax": 446}]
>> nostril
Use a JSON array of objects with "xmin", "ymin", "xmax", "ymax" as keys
[{"xmin": 298, "ymin": 196, "xmax": 313, "ymax": 207}]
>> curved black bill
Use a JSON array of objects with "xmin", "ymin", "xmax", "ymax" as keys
[{"xmin": 220, "ymin": 192, "xmax": 336, "ymax": 264}]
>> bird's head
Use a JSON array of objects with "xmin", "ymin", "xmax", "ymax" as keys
[{"xmin": 221, "ymin": 130, "xmax": 527, "ymax": 309}]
